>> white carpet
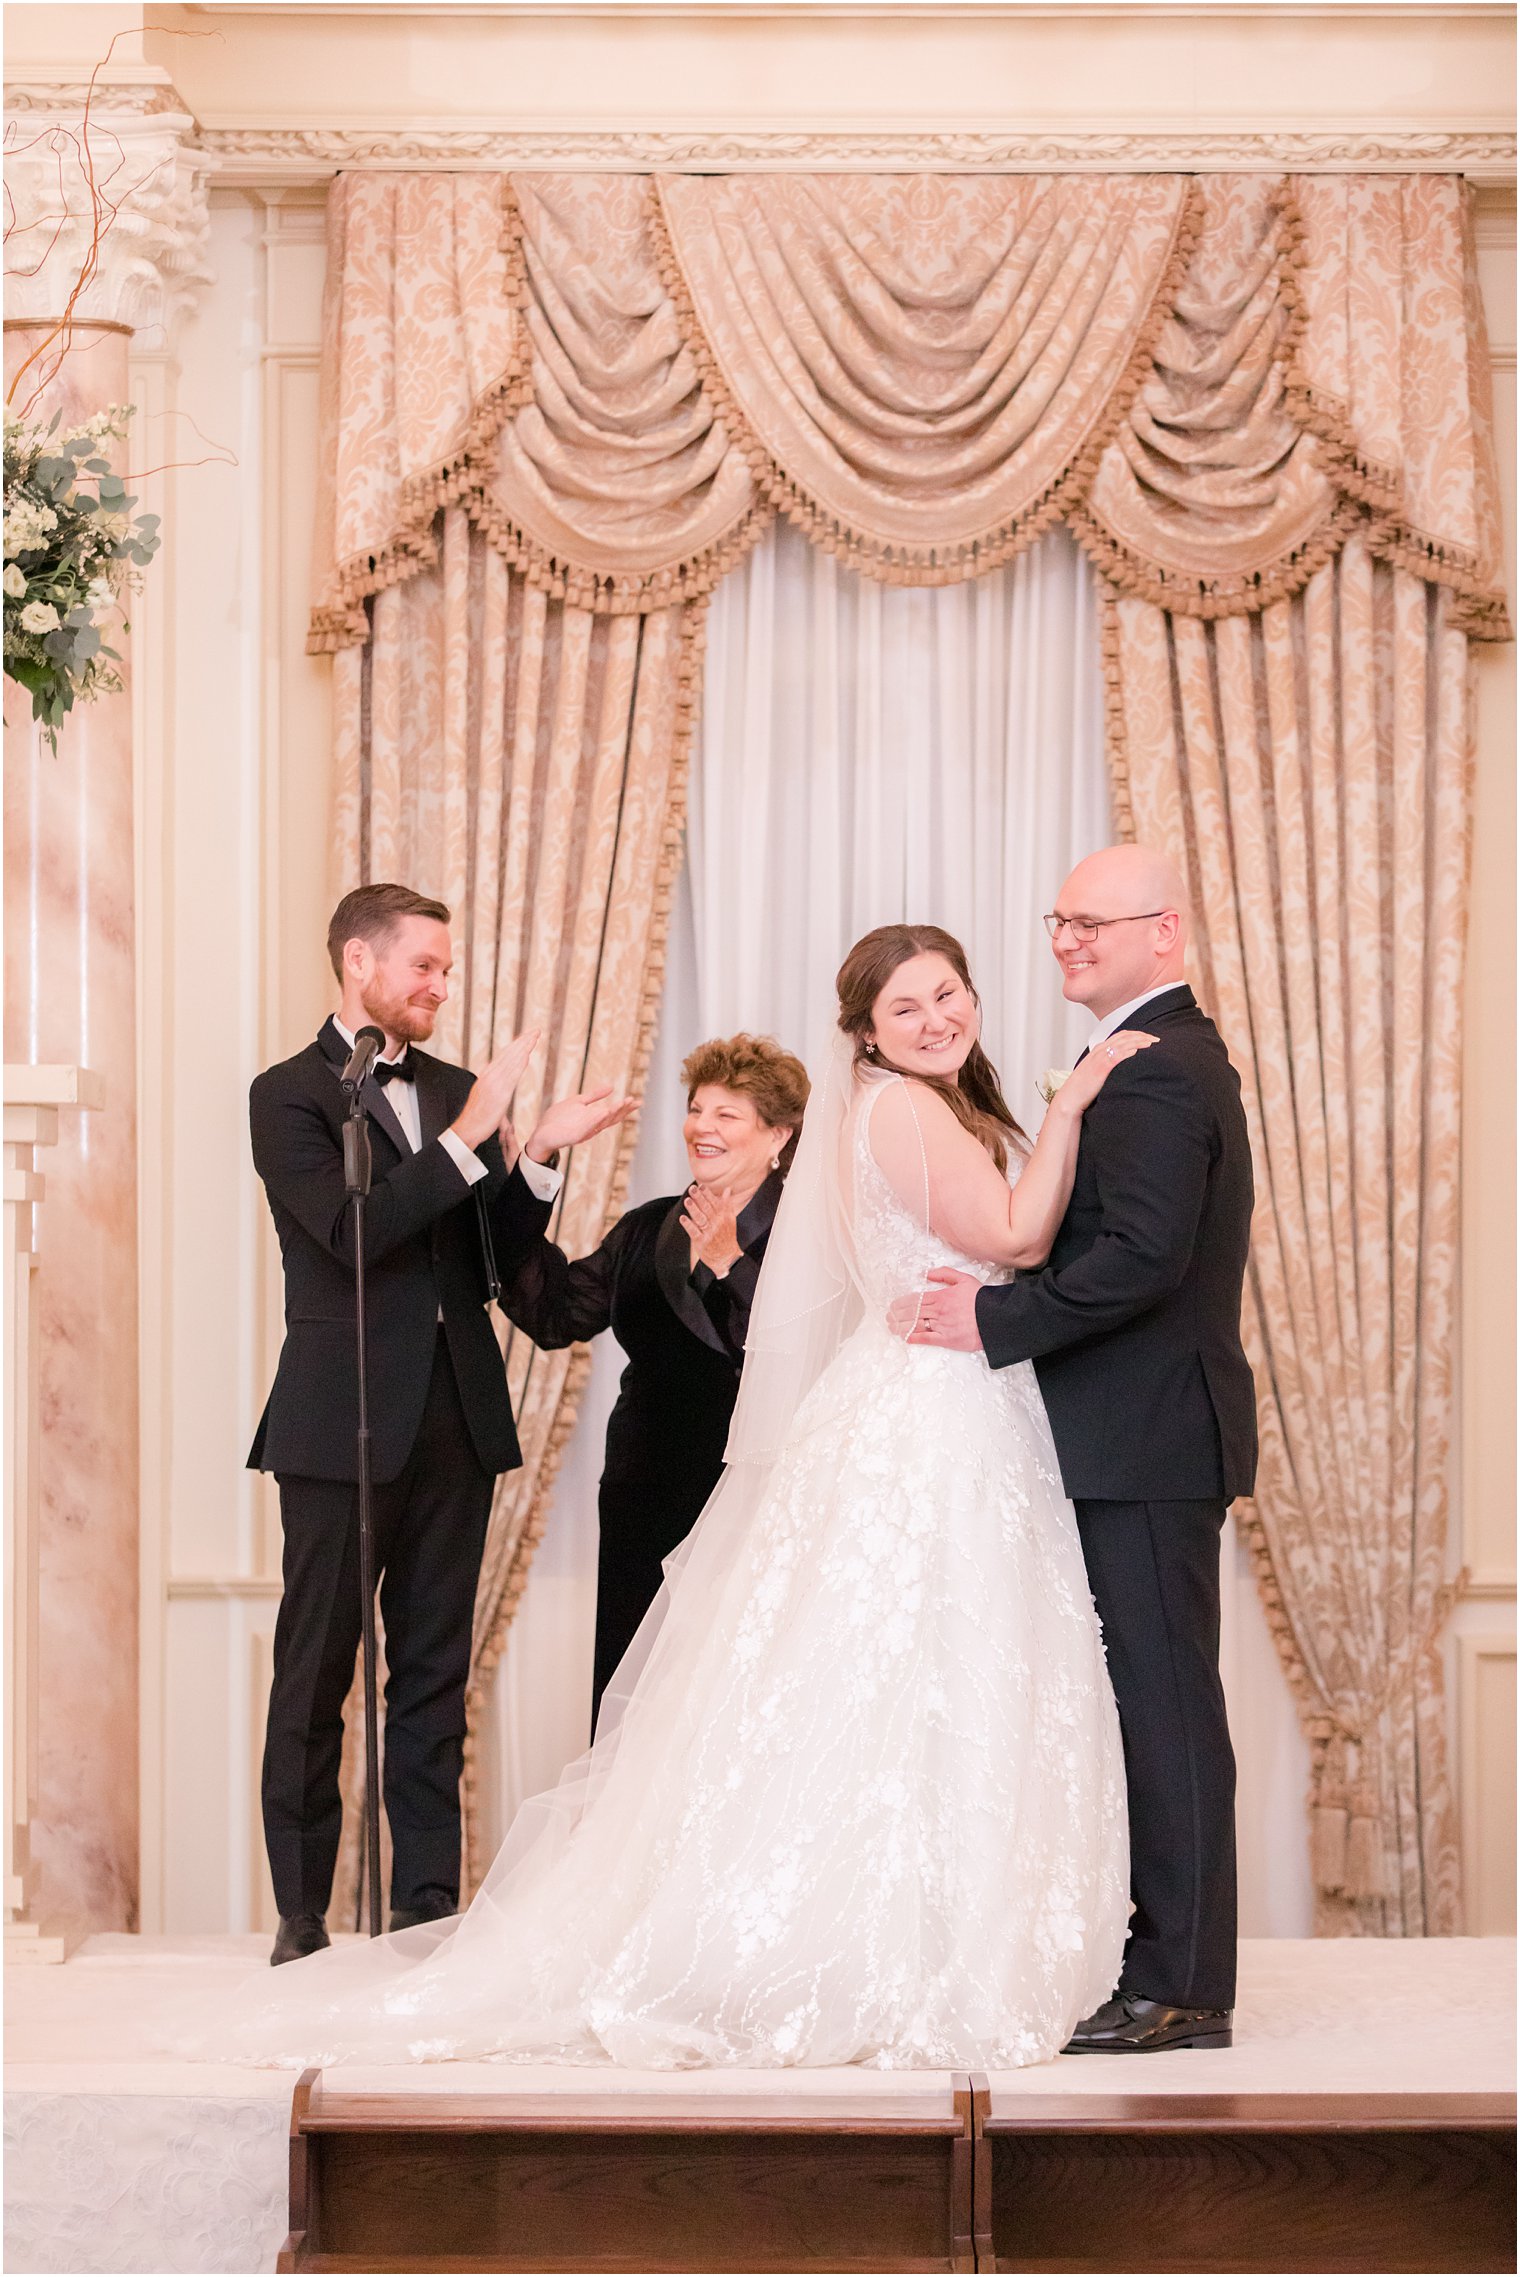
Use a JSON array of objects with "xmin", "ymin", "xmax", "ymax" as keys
[{"xmin": 5, "ymin": 1934, "xmax": 1514, "ymax": 2274}]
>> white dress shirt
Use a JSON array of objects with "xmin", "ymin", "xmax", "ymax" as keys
[
  {"xmin": 1089, "ymin": 981, "xmax": 1188, "ymax": 1051},
  {"xmin": 332, "ymin": 1019, "xmax": 563, "ymax": 1203}
]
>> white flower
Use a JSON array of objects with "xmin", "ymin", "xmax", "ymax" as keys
[
  {"xmin": 1036, "ymin": 1067, "xmax": 1073, "ymax": 1105},
  {"xmin": 3, "ymin": 562, "xmax": 27, "ymax": 599},
  {"xmin": 19, "ymin": 600, "xmax": 60, "ymax": 634},
  {"xmin": 55, "ymin": 406, "xmax": 126, "ymax": 449},
  {"xmin": 4, "ymin": 500, "xmax": 58, "ymax": 555},
  {"xmin": 86, "ymin": 576, "xmax": 115, "ymax": 614}
]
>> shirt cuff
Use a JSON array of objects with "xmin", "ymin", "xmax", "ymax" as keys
[
  {"xmin": 439, "ymin": 1127, "xmax": 489, "ymax": 1188},
  {"xmin": 516, "ymin": 1150, "xmax": 564, "ymax": 1203}
]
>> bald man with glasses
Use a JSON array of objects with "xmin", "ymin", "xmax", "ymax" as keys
[{"xmin": 909, "ymin": 845, "xmax": 1256, "ymax": 2054}]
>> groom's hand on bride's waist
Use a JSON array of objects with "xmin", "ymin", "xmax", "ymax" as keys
[{"xmin": 893, "ymin": 1267, "xmax": 985, "ymax": 1352}]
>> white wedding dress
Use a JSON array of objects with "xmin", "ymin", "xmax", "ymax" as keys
[{"xmin": 208, "ymin": 1047, "xmax": 1128, "ymax": 2072}]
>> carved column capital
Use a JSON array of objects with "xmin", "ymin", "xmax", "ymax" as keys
[{"xmin": 3, "ymin": 79, "xmax": 212, "ymax": 346}]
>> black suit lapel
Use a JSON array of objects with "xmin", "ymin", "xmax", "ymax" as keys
[
  {"xmin": 1078, "ymin": 984, "xmax": 1198, "ymax": 1064},
  {"xmin": 357, "ymin": 1071, "xmax": 411, "ymax": 1160},
  {"xmin": 412, "ymin": 1049, "xmax": 451, "ymax": 1149},
  {"xmin": 1129, "ymin": 983, "xmax": 1196, "ymax": 1032},
  {"xmin": 316, "ymin": 1017, "xmax": 410, "ymax": 1159},
  {"xmin": 736, "ymin": 1168, "xmax": 784, "ymax": 1250},
  {"xmin": 654, "ymin": 1199, "xmax": 730, "ymax": 1358}
]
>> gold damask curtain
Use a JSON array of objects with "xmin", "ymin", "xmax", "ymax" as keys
[{"xmin": 312, "ymin": 167, "xmax": 1506, "ymax": 1918}]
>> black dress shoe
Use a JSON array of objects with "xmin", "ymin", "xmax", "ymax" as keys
[
  {"xmin": 1062, "ymin": 1994, "xmax": 1233, "ymax": 2053},
  {"xmin": 270, "ymin": 1912, "xmax": 331, "ymax": 1967},
  {"xmin": 388, "ymin": 1887, "xmax": 458, "ymax": 1933}
]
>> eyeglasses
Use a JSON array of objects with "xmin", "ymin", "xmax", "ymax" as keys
[{"xmin": 1042, "ymin": 911, "xmax": 1169, "ymax": 944}]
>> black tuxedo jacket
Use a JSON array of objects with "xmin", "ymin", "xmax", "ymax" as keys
[
  {"xmin": 248, "ymin": 1017, "xmax": 553, "ymax": 1484},
  {"xmin": 501, "ymin": 1175, "xmax": 780, "ymax": 1716},
  {"xmin": 975, "ymin": 985, "xmax": 1258, "ymax": 1502},
  {"xmin": 502, "ymin": 1171, "xmax": 781, "ymax": 1517}
]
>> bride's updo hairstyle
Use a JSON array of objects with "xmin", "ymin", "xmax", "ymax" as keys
[{"xmin": 836, "ymin": 923, "xmax": 1027, "ymax": 1172}]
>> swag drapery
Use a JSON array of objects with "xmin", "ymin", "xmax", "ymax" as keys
[{"xmin": 311, "ymin": 168, "xmax": 1507, "ymax": 1927}]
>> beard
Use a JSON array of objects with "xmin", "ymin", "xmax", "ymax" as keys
[{"xmin": 361, "ymin": 984, "xmax": 438, "ymax": 1044}]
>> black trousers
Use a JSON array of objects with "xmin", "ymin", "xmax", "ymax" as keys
[
  {"xmin": 262, "ymin": 1332, "xmax": 495, "ymax": 1918},
  {"xmin": 1073, "ymin": 1497, "xmax": 1238, "ymax": 2010},
  {"xmin": 590, "ymin": 1481, "xmax": 706, "ymax": 1735}
]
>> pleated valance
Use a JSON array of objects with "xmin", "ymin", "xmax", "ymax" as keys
[{"xmin": 309, "ymin": 170, "xmax": 1508, "ymax": 650}]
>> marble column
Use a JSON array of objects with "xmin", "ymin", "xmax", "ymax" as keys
[{"xmin": 3, "ymin": 87, "xmax": 209, "ymax": 1938}]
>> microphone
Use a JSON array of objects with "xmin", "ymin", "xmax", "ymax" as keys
[{"xmin": 341, "ymin": 1025, "xmax": 385, "ymax": 1091}]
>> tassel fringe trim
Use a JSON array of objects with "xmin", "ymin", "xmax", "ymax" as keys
[
  {"xmin": 646, "ymin": 173, "xmax": 1209, "ymax": 591},
  {"xmin": 308, "ymin": 173, "xmax": 1510, "ymax": 651}
]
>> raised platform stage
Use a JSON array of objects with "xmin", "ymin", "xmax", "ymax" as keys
[{"xmin": 5, "ymin": 1936, "xmax": 1514, "ymax": 2275}]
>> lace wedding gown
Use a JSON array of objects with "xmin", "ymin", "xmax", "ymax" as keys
[{"xmin": 210, "ymin": 1059, "xmax": 1128, "ymax": 2071}]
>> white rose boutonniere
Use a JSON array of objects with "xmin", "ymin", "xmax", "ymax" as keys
[{"xmin": 1036, "ymin": 1067, "xmax": 1073, "ymax": 1106}]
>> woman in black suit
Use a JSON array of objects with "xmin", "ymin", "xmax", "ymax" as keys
[{"xmin": 502, "ymin": 1033, "xmax": 810, "ymax": 1729}]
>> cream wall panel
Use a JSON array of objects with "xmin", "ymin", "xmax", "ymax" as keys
[
  {"xmin": 137, "ymin": 186, "xmax": 332, "ymax": 1930},
  {"xmin": 1458, "ymin": 1637, "xmax": 1517, "ymax": 1937},
  {"xmin": 162, "ymin": 1598, "xmax": 237, "ymax": 1929},
  {"xmin": 144, "ymin": 5, "xmax": 1514, "ymax": 137}
]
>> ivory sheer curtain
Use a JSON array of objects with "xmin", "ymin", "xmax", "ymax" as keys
[{"xmin": 313, "ymin": 167, "xmax": 1505, "ymax": 1924}]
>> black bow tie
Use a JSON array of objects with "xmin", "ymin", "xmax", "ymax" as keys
[{"xmin": 371, "ymin": 1055, "xmax": 415, "ymax": 1086}]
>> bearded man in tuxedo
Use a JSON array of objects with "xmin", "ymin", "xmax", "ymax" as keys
[
  {"xmin": 909, "ymin": 845, "xmax": 1256, "ymax": 2052},
  {"xmin": 250, "ymin": 883, "xmax": 633, "ymax": 1964}
]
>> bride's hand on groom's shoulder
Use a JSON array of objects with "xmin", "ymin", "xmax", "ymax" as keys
[
  {"xmin": 1056, "ymin": 1028, "xmax": 1157, "ymax": 1115},
  {"xmin": 891, "ymin": 1267, "xmax": 984, "ymax": 1352}
]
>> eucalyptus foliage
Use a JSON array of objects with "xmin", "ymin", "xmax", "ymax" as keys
[{"xmin": 3, "ymin": 405, "xmax": 160, "ymax": 749}]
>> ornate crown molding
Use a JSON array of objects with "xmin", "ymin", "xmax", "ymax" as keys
[
  {"xmin": 3, "ymin": 98, "xmax": 213, "ymax": 341},
  {"xmin": 191, "ymin": 123, "xmax": 1519, "ymax": 184},
  {"xmin": 5, "ymin": 76, "xmax": 1513, "ymax": 186},
  {"xmin": 3, "ymin": 76, "xmax": 189, "ymax": 117}
]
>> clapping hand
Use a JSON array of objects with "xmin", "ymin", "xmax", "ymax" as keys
[
  {"xmin": 524, "ymin": 1083, "xmax": 638, "ymax": 1165},
  {"xmin": 450, "ymin": 1029, "xmax": 541, "ymax": 1151},
  {"xmin": 680, "ymin": 1182, "xmax": 743, "ymax": 1277}
]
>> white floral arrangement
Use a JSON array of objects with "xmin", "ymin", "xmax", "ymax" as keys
[
  {"xmin": 3, "ymin": 405, "xmax": 160, "ymax": 749},
  {"xmin": 1036, "ymin": 1067, "xmax": 1073, "ymax": 1105}
]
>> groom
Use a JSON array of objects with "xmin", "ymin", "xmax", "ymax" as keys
[{"xmin": 909, "ymin": 845, "xmax": 1255, "ymax": 2051}]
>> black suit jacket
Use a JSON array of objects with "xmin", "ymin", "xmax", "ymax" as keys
[
  {"xmin": 501, "ymin": 1172, "xmax": 781, "ymax": 1522},
  {"xmin": 500, "ymin": 1174, "xmax": 781, "ymax": 1715},
  {"xmin": 248, "ymin": 1017, "xmax": 553, "ymax": 1484},
  {"xmin": 975, "ymin": 986, "xmax": 1258, "ymax": 1502}
]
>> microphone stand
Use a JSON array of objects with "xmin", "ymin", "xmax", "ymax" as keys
[{"xmin": 342, "ymin": 1082, "xmax": 384, "ymax": 1939}]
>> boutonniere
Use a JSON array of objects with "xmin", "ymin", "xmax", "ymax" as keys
[{"xmin": 1036, "ymin": 1068, "xmax": 1073, "ymax": 1105}]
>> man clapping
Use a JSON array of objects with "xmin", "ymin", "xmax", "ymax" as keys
[{"xmin": 249, "ymin": 883, "xmax": 632, "ymax": 1964}]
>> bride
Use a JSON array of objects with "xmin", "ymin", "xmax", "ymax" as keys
[{"xmin": 215, "ymin": 922, "xmax": 1153, "ymax": 2071}]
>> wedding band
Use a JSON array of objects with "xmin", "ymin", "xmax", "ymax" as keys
[{"xmin": 1106, "ymin": 1046, "xmax": 1115, "ymax": 1058}]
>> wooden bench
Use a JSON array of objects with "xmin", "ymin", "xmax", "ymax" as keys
[
  {"xmin": 278, "ymin": 2065, "xmax": 975, "ymax": 2272},
  {"xmin": 970, "ymin": 2079, "xmax": 1517, "ymax": 2274},
  {"xmin": 276, "ymin": 2063, "xmax": 1516, "ymax": 2273}
]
